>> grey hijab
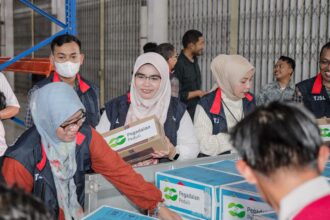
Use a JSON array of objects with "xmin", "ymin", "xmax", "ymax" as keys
[{"xmin": 30, "ymin": 82, "xmax": 85, "ymax": 219}]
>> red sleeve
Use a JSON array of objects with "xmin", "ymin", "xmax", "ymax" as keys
[
  {"xmin": 89, "ymin": 128, "xmax": 162, "ymax": 210},
  {"xmin": 2, "ymin": 157, "xmax": 33, "ymax": 193}
]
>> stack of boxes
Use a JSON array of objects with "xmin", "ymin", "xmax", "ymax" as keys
[
  {"xmin": 155, "ymin": 160, "xmax": 275, "ymax": 220},
  {"xmin": 84, "ymin": 159, "xmax": 330, "ymax": 220},
  {"xmin": 155, "ymin": 159, "xmax": 330, "ymax": 219}
]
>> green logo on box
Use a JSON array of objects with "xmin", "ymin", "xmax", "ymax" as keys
[
  {"xmin": 108, "ymin": 135, "xmax": 126, "ymax": 148},
  {"xmin": 164, "ymin": 187, "xmax": 178, "ymax": 201},
  {"xmin": 228, "ymin": 202, "xmax": 246, "ymax": 218},
  {"xmin": 320, "ymin": 128, "xmax": 330, "ymax": 137}
]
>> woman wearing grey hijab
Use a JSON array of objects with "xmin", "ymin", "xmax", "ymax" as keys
[{"xmin": 1, "ymin": 82, "xmax": 181, "ymax": 220}]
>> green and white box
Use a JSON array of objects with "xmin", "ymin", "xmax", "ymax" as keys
[
  {"xmin": 253, "ymin": 211, "xmax": 277, "ymax": 220},
  {"xmin": 197, "ymin": 160, "xmax": 240, "ymax": 176},
  {"xmin": 318, "ymin": 118, "xmax": 330, "ymax": 143},
  {"xmin": 156, "ymin": 166, "xmax": 244, "ymax": 220},
  {"xmin": 220, "ymin": 181, "xmax": 273, "ymax": 220},
  {"xmin": 173, "ymin": 210, "xmax": 202, "ymax": 220},
  {"xmin": 101, "ymin": 116, "xmax": 167, "ymax": 164}
]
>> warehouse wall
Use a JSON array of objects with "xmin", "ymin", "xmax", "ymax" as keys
[{"xmin": 8, "ymin": 0, "xmax": 330, "ymax": 101}]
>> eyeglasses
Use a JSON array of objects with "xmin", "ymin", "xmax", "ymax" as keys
[
  {"xmin": 135, "ymin": 73, "xmax": 161, "ymax": 82},
  {"xmin": 60, "ymin": 111, "xmax": 86, "ymax": 131},
  {"xmin": 320, "ymin": 60, "xmax": 330, "ymax": 67}
]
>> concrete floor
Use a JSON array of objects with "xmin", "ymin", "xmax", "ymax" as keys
[{"xmin": 3, "ymin": 92, "xmax": 27, "ymax": 145}]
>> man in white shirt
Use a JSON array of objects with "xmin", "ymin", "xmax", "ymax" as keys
[
  {"xmin": 230, "ymin": 102, "xmax": 330, "ymax": 220},
  {"xmin": 0, "ymin": 72, "xmax": 20, "ymax": 154}
]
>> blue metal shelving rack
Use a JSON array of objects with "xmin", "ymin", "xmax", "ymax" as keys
[{"xmin": 0, "ymin": 0, "xmax": 77, "ymax": 71}]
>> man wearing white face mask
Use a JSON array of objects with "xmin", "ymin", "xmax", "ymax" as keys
[{"xmin": 25, "ymin": 34, "xmax": 100, "ymax": 128}]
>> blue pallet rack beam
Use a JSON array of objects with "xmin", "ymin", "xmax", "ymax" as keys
[{"xmin": 0, "ymin": 0, "xmax": 77, "ymax": 71}]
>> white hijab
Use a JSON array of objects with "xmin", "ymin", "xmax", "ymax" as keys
[
  {"xmin": 211, "ymin": 54, "xmax": 255, "ymax": 101},
  {"xmin": 126, "ymin": 52, "xmax": 171, "ymax": 125}
]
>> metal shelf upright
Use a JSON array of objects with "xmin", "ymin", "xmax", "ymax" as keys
[{"xmin": 0, "ymin": 0, "xmax": 77, "ymax": 71}]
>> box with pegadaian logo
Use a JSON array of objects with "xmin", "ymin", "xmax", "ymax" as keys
[
  {"xmin": 220, "ymin": 181, "xmax": 273, "ymax": 220},
  {"xmin": 101, "ymin": 115, "xmax": 168, "ymax": 164},
  {"xmin": 155, "ymin": 165, "xmax": 244, "ymax": 220}
]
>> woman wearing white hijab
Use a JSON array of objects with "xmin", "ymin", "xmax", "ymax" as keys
[
  {"xmin": 97, "ymin": 52, "xmax": 199, "ymax": 164},
  {"xmin": 2, "ymin": 82, "xmax": 181, "ymax": 220},
  {"xmin": 194, "ymin": 54, "xmax": 256, "ymax": 156}
]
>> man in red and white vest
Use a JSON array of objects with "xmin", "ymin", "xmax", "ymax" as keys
[
  {"xmin": 230, "ymin": 102, "xmax": 330, "ymax": 220},
  {"xmin": 294, "ymin": 42, "xmax": 330, "ymax": 118}
]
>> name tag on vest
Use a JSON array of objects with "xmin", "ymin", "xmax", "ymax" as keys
[
  {"xmin": 34, "ymin": 173, "xmax": 43, "ymax": 181},
  {"xmin": 213, "ymin": 117, "xmax": 220, "ymax": 124},
  {"xmin": 313, "ymin": 96, "xmax": 326, "ymax": 101}
]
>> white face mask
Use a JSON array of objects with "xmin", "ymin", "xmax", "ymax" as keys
[{"xmin": 54, "ymin": 61, "xmax": 80, "ymax": 78}]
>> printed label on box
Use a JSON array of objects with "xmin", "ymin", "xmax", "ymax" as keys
[
  {"xmin": 104, "ymin": 119, "xmax": 157, "ymax": 151},
  {"xmin": 222, "ymin": 196, "xmax": 272, "ymax": 220},
  {"xmin": 320, "ymin": 124, "xmax": 330, "ymax": 141},
  {"xmin": 159, "ymin": 181, "xmax": 207, "ymax": 216}
]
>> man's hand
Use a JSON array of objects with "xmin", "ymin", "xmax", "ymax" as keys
[
  {"xmin": 187, "ymin": 90, "xmax": 207, "ymax": 100},
  {"xmin": 158, "ymin": 207, "xmax": 182, "ymax": 220}
]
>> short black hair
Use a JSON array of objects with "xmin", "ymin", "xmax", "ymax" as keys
[
  {"xmin": 182, "ymin": 29, "xmax": 203, "ymax": 48},
  {"xmin": 0, "ymin": 183, "xmax": 52, "ymax": 219},
  {"xmin": 320, "ymin": 42, "xmax": 330, "ymax": 58},
  {"xmin": 230, "ymin": 102, "xmax": 322, "ymax": 175},
  {"xmin": 155, "ymin": 43, "xmax": 175, "ymax": 61},
  {"xmin": 279, "ymin": 56, "xmax": 295, "ymax": 71},
  {"xmin": 50, "ymin": 34, "xmax": 81, "ymax": 53},
  {"xmin": 143, "ymin": 42, "xmax": 158, "ymax": 53}
]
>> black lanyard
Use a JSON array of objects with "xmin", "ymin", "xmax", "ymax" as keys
[{"xmin": 221, "ymin": 98, "xmax": 243, "ymax": 123}]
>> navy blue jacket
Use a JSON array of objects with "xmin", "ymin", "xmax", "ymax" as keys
[
  {"xmin": 34, "ymin": 72, "xmax": 100, "ymax": 127},
  {"xmin": 296, "ymin": 74, "xmax": 330, "ymax": 118},
  {"xmin": 199, "ymin": 89, "xmax": 255, "ymax": 135},
  {"xmin": 4, "ymin": 124, "xmax": 92, "ymax": 219},
  {"xmin": 197, "ymin": 89, "xmax": 255, "ymax": 157}
]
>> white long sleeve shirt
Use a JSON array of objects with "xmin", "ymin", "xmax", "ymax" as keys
[
  {"xmin": 96, "ymin": 110, "xmax": 200, "ymax": 161},
  {"xmin": 0, "ymin": 72, "xmax": 20, "ymax": 154}
]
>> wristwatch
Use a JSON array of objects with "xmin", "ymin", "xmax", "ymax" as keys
[
  {"xmin": 149, "ymin": 201, "xmax": 166, "ymax": 217},
  {"xmin": 169, "ymin": 148, "xmax": 180, "ymax": 161},
  {"xmin": 172, "ymin": 152, "xmax": 180, "ymax": 160}
]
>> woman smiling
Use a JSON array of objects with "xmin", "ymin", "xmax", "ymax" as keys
[{"xmin": 97, "ymin": 52, "xmax": 199, "ymax": 164}]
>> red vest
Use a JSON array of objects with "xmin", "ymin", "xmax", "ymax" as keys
[{"xmin": 293, "ymin": 194, "xmax": 330, "ymax": 220}]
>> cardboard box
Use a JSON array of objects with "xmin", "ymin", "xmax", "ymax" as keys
[
  {"xmin": 173, "ymin": 210, "xmax": 203, "ymax": 220},
  {"xmin": 317, "ymin": 118, "xmax": 330, "ymax": 144},
  {"xmin": 220, "ymin": 181, "xmax": 273, "ymax": 220},
  {"xmin": 197, "ymin": 160, "xmax": 241, "ymax": 176},
  {"xmin": 252, "ymin": 211, "xmax": 277, "ymax": 220},
  {"xmin": 102, "ymin": 116, "xmax": 167, "ymax": 164},
  {"xmin": 82, "ymin": 205, "xmax": 156, "ymax": 220},
  {"xmin": 155, "ymin": 166, "xmax": 244, "ymax": 220}
]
